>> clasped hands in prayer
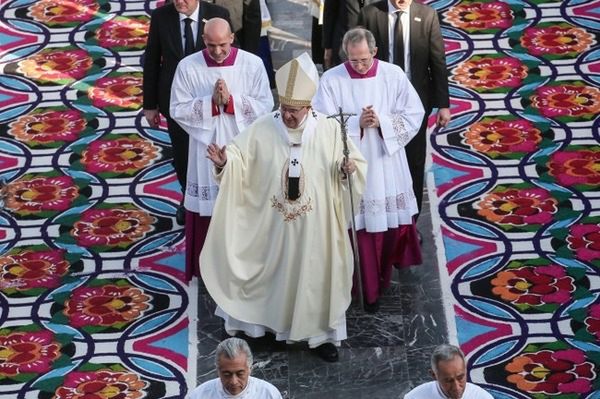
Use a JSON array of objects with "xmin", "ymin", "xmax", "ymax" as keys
[
  {"xmin": 212, "ymin": 78, "xmax": 230, "ymax": 106},
  {"xmin": 359, "ymin": 105, "xmax": 379, "ymax": 128}
]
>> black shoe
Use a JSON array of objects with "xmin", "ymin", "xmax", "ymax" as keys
[
  {"xmin": 364, "ymin": 300, "xmax": 380, "ymax": 314},
  {"xmin": 312, "ymin": 343, "xmax": 339, "ymax": 362},
  {"xmin": 175, "ymin": 205, "xmax": 185, "ymax": 225}
]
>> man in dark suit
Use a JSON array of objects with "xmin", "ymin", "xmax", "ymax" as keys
[
  {"xmin": 322, "ymin": 0, "xmax": 365, "ymax": 69},
  {"xmin": 359, "ymin": 0, "xmax": 451, "ymax": 220},
  {"xmin": 143, "ymin": 0, "xmax": 230, "ymax": 225}
]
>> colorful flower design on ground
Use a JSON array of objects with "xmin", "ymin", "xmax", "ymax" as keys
[
  {"xmin": 521, "ymin": 23, "xmax": 594, "ymax": 58},
  {"xmin": 7, "ymin": 107, "xmax": 88, "ymax": 146},
  {"xmin": 28, "ymin": 0, "xmax": 101, "ymax": 27},
  {"xmin": 95, "ymin": 16, "xmax": 149, "ymax": 51},
  {"xmin": 4, "ymin": 174, "xmax": 79, "ymax": 217},
  {"xmin": 53, "ymin": 369, "xmax": 148, "ymax": 399},
  {"xmin": 547, "ymin": 146, "xmax": 600, "ymax": 188},
  {"xmin": 463, "ymin": 116, "xmax": 542, "ymax": 158},
  {"xmin": 0, "ymin": 329, "xmax": 61, "ymax": 378},
  {"xmin": 80, "ymin": 136, "xmax": 160, "ymax": 176},
  {"xmin": 71, "ymin": 205, "xmax": 155, "ymax": 249},
  {"xmin": 87, "ymin": 73, "xmax": 143, "ymax": 111},
  {"xmin": 530, "ymin": 82, "xmax": 600, "ymax": 121},
  {"xmin": 584, "ymin": 303, "xmax": 600, "ymax": 341},
  {"xmin": 566, "ymin": 222, "xmax": 600, "ymax": 262},
  {"xmin": 64, "ymin": 282, "xmax": 151, "ymax": 329},
  {"xmin": 506, "ymin": 346, "xmax": 596, "ymax": 395},
  {"xmin": 453, "ymin": 55, "xmax": 528, "ymax": 92},
  {"xmin": 16, "ymin": 48, "xmax": 93, "ymax": 85},
  {"xmin": 491, "ymin": 264, "xmax": 575, "ymax": 312},
  {"xmin": 0, "ymin": 248, "xmax": 70, "ymax": 294},
  {"xmin": 445, "ymin": 1, "xmax": 513, "ymax": 33},
  {"xmin": 476, "ymin": 185, "xmax": 558, "ymax": 227}
]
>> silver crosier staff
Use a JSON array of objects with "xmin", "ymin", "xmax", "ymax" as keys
[{"xmin": 328, "ymin": 107, "xmax": 364, "ymax": 311}]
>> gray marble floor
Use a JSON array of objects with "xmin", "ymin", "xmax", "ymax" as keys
[{"xmin": 194, "ymin": 1, "xmax": 448, "ymax": 397}]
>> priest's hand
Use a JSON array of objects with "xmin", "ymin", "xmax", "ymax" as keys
[
  {"xmin": 359, "ymin": 106, "xmax": 380, "ymax": 128},
  {"xmin": 213, "ymin": 79, "xmax": 230, "ymax": 105},
  {"xmin": 144, "ymin": 109, "xmax": 160, "ymax": 128},
  {"xmin": 341, "ymin": 158, "xmax": 357, "ymax": 175},
  {"xmin": 207, "ymin": 143, "xmax": 227, "ymax": 168}
]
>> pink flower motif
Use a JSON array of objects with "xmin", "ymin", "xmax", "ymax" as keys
[
  {"xmin": 81, "ymin": 137, "xmax": 160, "ymax": 175},
  {"xmin": 567, "ymin": 223, "xmax": 600, "ymax": 261},
  {"xmin": 54, "ymin": 369, "xmax": 147, "ymax": 399},
  {"xmin": 548, "ymin": 148, "xmax": 600, "ymax": 187},
  {"xmin": 521, "ymin": 24, "xmax": 593, "ymax": 57},
  {"xmin": 531, "ymin": 84, "xmax": 600, "ymax": 119},
  {"xmin": 0, "ymin": 330, "xmax": 61, "ymax": 377},
  {"xmin": 454, "ymin": 56, "xmax": 528, "ymax": 91},
  {"xmin": 585, "ymin": 304, "xmax": 600, "ymax": 340},
  {"xmin": 71, "ymin": 207, "xmax": 155, "ymax": 248},
  {"xmin": 4, "ymin": 175, "xmax": 79, "ymax": 216},
  {"xmin": 17, "ymin": 48, "xmax": 93, "ymax": 84},
  {"xmin": 88, "ymin": 74, "xmax": 143, "ymax": 110},
  {"xmin": 96, "ymin": 16, "xmax": 149, "ymax": 49},
  {"xmin": 0, "ymin": 249, "xmax": 70, "ymax": 291},
  {"xmin": 29, "ymin": 0, "xmax": 99, "ymax": 25}
]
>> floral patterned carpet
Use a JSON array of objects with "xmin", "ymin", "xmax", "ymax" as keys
[
  {"xmin": 428, "ymin": 0, "xmax": 600, "ymax": 398},
  {"xmin": 0, "ymin": 1, "xmax": 194, "ymax": 398}
]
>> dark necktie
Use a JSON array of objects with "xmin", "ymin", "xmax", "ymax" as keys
[
  {"xmin": 183, "ymin": 18, "xmax": 195, "ymax": 56},
  {"xmin": 394, "ymin": 11, "xmax": 405, "ymax": 70}
]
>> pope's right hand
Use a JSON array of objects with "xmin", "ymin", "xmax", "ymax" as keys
[{"xmin": 207, "ymin": 143, "xmax": 227, "ymax": 168}]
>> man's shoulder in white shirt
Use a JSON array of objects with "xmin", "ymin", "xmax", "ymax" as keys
[{"xmin": 404, "ymin": 381, "xmax": 494, "ymax": 399}]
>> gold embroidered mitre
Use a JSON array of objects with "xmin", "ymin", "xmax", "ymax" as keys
[{"xmin": 276, "ymin": 52, "xmax": 319, "ymax": 107}]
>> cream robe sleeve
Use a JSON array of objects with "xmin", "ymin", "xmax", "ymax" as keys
[{"xmin": 378, "ymin": 68, "xmax": 425, "ymax": 157}]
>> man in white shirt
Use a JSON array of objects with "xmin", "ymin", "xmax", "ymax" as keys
[
  {"xmin": 404, "ymin": 344, "xmax": 494, "ymax": 399},
  {"xmin": 187, "ymin": 337, "xmax": 282, "ymax": 398}
]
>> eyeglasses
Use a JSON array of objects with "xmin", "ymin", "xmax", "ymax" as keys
[
  {"xmin": 280, "ymin": 106, "xmax": 306, "ymax": 116},
  {"xmin": 348, "ymin": 57, "xmax": 373, "ymax": 67}
]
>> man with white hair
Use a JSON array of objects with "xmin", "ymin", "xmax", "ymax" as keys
[
  {"xmin": 187, "ymin": 337, "xmax": 281, "ymax": 398},
  {"xmin": 201, "ymin": 53, "xmax": 367, "ymax": 362},
  {"xmin": 404, "ymin": 344, "xmax": 493, "ymax": 399}
]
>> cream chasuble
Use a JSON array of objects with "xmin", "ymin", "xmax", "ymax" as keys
[
  {"xmin": 200, "ymin": 111, "xmax": 366, "ymax": 343},
  {"xmin": 170, "ymin": 48, "xmax": 274, "ymax": 215},
  {"xmin": 313, "ymin": 59, "xmax": 425, "ymax": 232}
]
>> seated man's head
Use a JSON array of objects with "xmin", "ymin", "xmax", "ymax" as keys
[
  {"xmin": 275, "ymin": 53, "xmax": 319, "ymax": 129},
  {"xmin": 215, "ymin": 337, "xmax": 253, "ymax": 395},
  {"xmin": 203, "ymin": 18, "xmax": 234, "ymax": 64},
  {"xmin": 430, "ymin": 344, "xmax": 467, "ymax": 399}
]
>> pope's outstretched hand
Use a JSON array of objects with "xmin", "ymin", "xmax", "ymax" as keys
[{"xmin": 207, "ymin": 143, "xmax": 227, "ymax": 168}]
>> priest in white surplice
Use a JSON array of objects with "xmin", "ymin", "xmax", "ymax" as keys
[
  {"xmin": 170, "ymin": 18, "xmax": 274, "ymax": 281},
  {"xmin": 201, "ymin": 53, "xmax": 366, "ymax": 362},
  {"xmin": 313, "ymin": 27, "xmax": 425, "ymax": 312}
]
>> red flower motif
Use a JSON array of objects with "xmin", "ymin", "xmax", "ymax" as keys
[
  {"xmin": 64, "ymin": 284, "xmax": 151, "ymax": 328},
  {"xmin": 54, "ymin": 369, "xmax": 147, "ymax": 399},
  {"xmin": 8, "ymin": 108, "xmax": 86, "ymax": 144},
  {"xmin": 491, "ymin": 265, "xmax": 575, "ymax": 306},
  {"xmin": 96, "ymin": 16, "xmax": 149, "ymax": 49},
  {"xmin": 477, "ymin": 187, "xmax": 558, "ymax": 226},
  {"xmin": 585, "ymin": 304, "xmax": 600, "ymax": 341},
  {"xmin": 0, "ymin": 249, "xmax": 69, "ymax": 291},
  {"xmin": 548, "ymin": 148, "xmax": 600, "ymax": 187},
  {"xmin": 454, "ymin": 56, "xmax": 528, "ymax": 90},
  {"xmin": 71, "ymin": 207, "xmax": 155, "ymax": 248},
  {"xmin": 88, "ymin": 74, "xmax": 143, "ymax": 110},
  {"xmin": 521, "ymin": 24, "xmax": 593, "ymax": 57},
  {"xmin": 29, "ymin": 0, "xmax": 99, "ymax": 25},
  {"xmin": 531, "ymin": 84, "xmax": 600, "ymax": 119},
  {"xmin": 506, "ymin": 349, "xmax": 595, "ymax": 394},
  {"xmin": 445, "ymin": 1, "xmax": 513, "ymax": 31},
  {"xmin": 566, "ymin": 223, "xmax": 600, "ymax": 262},
  {"xmin": 81, "ymin": 137, "xmax": 160, "ymax": 174},
  {"xmin": 17, "ymin": 48, "xmax": 93, "ymax": 84},
  {"xmin": 0, "ymin": 330, "xmax": 61, "ymax": 377},
  {"xmin": 4, "ymin": 175, "xmax": 79, "ymax": 216},
  {"xmin": 464, "ymin": 118, "xmax": 542, "ymax": 155}
]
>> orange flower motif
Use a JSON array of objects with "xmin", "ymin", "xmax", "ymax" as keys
[
  {"xmin": 17, "ymin": 48, "xmax": 93, "ymax": 84},
  {"xmin": 81, "ymin": 137, "xmax": 160, "ymax": 175},
  {"xmin": 5, "ymin": 175, "xmax": 79, "ymax": 216},
  {"xmin": 454, "ymin": 56, "xmax": 528, "ymax": 91},
  {"xmin": 477, "ymin": 187, "xmax": 557, "ymax": 226},
  {"xmin": 96, "ymin": 16, "xmax": 149, "ymax": 49},
  {"xmin": 54, "ymin": 369, "xmax": 147, "ymax": 399},
  {"xmin": 64, "ymin": 284, "xmax": 151, "ymax": 328},
  {"xmin": 531, "ymin": 84, "xmax": 600, "ymax": 119},
  {"xmin": 0, "ymin": 330, "xmax": 61, "ymax": 377},
  {"xmin": 464, "ymin": 118, "xmax": 541, "ymax": 156},
  {"xmin": 445, "ymin": 1, "xmax": 513, "ymax": 32},
  {"xmin": 88, "ymin": 74, "xmax": 143, "ymax": 110},
  {"xmin": 0, "ymin": 249, "xmax": 70, "ymax": 292},
  {"xmin": 521, "ymin": 24, "xmax": 593, "ymax": 57},
  {"xmin": 9, "ymin": 108, "xmax": 87, "ymax": 144},
  {"xmin": 29, "ymin": 0, "xmax": 99, "ymax": 25}
]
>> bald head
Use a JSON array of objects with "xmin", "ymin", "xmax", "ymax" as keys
[
  {"xmin": 204, "ymin": 17, "xmax": 232, "ymax": 37},
  {"xmin": 203, "ymin": 17, "xmax": 234, "ymax": 63}
]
